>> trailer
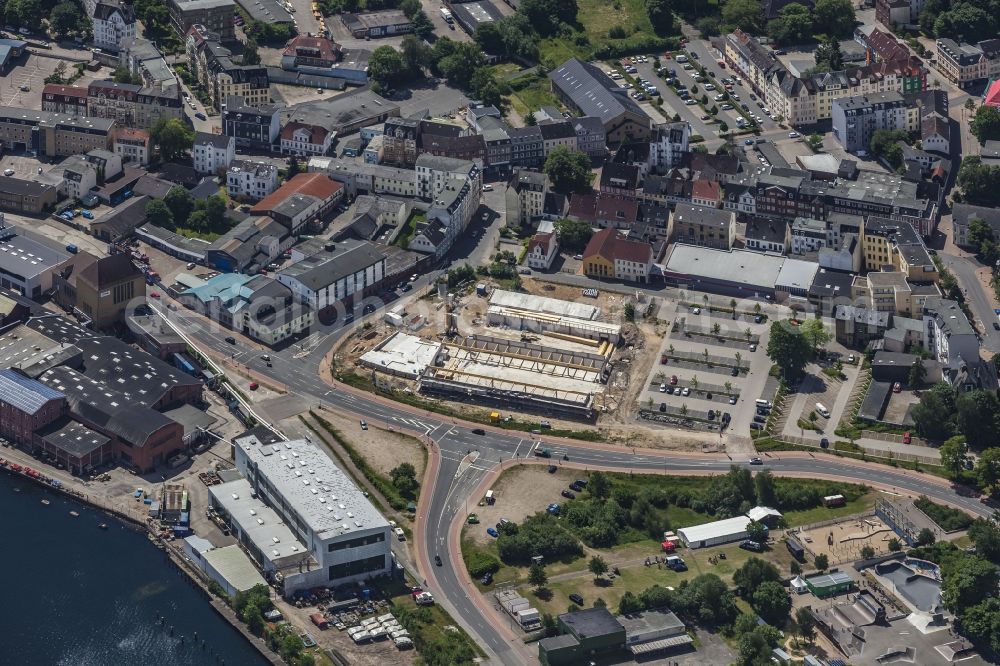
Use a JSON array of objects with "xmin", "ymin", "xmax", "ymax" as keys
[{"xmin": 440, "ymin": 7, "xmax": 453, "ymax": 22}]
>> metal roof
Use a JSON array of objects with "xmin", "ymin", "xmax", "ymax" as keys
[
  {"xmin": 549, "ymin": 58, "xmax": 645, "ymax": 124},
  {"xmin": 0, "ymin": 368, "xmax": 64, "ymax": 415}
]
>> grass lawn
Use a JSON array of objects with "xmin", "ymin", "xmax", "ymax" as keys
[
  {"xmin": 491, "ymin": 63, "xmax": 523, "ymax": 78},
  {"xmin": 376, "ymin": 578, "xmax": 486, "ymax": 660},
  {"xmin": 538, "ymin": 38, "xmax": 592, "ymax": 70},
  {"xmin": 781, "ymin": 492, "xmax": 877, "ymax": 527},
  {"xmin": 506, "ymin": 74, "xmax": 562, "ymax": 117},
  {"xmin": 176, "ymin": 227, "xmax": 222, "ymax": 242},
  {"xmin": 577, "ymin": 0, "xmax": 655, "ymax": 45},
  {"xmin": 525, "ymin": 539, "xmax": 799, "ymax": 617},
  {"xmin": 395, "ymin": 211, "xmax": 423, "ymax": 248}
]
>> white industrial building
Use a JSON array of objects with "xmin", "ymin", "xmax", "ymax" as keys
[
  {"xmin": 677, "ymin": 506, "xmax": 782, "ymax": 549},
  {"xmin": 228, "ymin": 434, "xmax": 393, "ymax": 596},
  {"xmin": 360, "ymin": 332, "xmax": 443, "ymax": 379},
  {"xmin": 486, "ymin": 289, "xmax": 620, "ymax": 343},
  {"xmin": 183, "ymin": 536, "xmax": 269, "ymax": 597}
]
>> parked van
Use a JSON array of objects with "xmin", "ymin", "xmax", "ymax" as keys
[
  {"xmin": 485, "ymin": 489, "xmax": 495, "ymax": 505},
  {"xmin": 815, "ymin": 403, "xmax": 830, "ymax": 418},
  {"xmin": 755, "ymin": 399, "xmax": 770, "ymax": 408}
]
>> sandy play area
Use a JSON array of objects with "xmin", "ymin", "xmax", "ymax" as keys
[{"xmin": 796, "ymin": 516, "xmax": 896, "ymax": 564}]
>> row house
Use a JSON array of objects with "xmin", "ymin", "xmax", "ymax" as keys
[
  {"xmin": 86, "ymin": 80, "xmax": 182, "ymax": 129},
  {"xmin": 279, "ymin": 122, "xmax": 334, "ymax": 156},
  {"xmin": 599, "ymin": 163, "xmax": 639, "ymax": 196},
  {"xmin": 418, "ymin": 122, "xmax": 486, "ymax": 163},
  {"xmin": 572, "ymin": 116, "xmax": 606, "ymax": 160},
  {"xmin": 226, "ymin": 159, "xmax": 279, "ymax": 202},
  {"xmin": 113, "ymin": 128, "xmax": 150, "ymax": 166},
  {"xmin": 649, "ymin": 121, "xmax": 690, "ymax": 173},
  {"xmin": 192, "ymin": 131, "xmax": 234, "ymax": 174},
  {"xmin": 538, "ymin": 120, "xmax": 577, "ymax": 157},
  {"xmin": 381, "ymin": 117, "xmax": 419, "ymax": 167},
  {"xmin": 508, "ymin": 126, "xmax": 544, "ymax": 168},
  {"xmin": 223, "ymin": 97, "xmax": 281, "ymax": 151},
  {"xmin": 187, "ymin": 25, "xmax": 270, "ymax": 110},
  {"xmin": 42, "ymin": 84, "xmax": 89, "ymax": 117},
  {"xmin": 936, "ymin": 38, "xmax": 1000, "ymax": 88}
]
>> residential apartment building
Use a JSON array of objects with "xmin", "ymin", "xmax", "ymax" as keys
[
  {"xmin": 187, "ymin": 25, "xmax": 269, "ymax": 110},
  {"xmin": 168, "ymin": 0, "xmax": 235, "ymax": 40},
  {"xmin": 222, "ymin": 98, "xmax": 281, "ymax": 150},
  {"xmin": 649, "ymin": 121, "xmax": 690, "ymax": 173},
  {"xmin": 42, "ymin": 85, "xmax": 89, "ymax": 117},
  {"xmin": 745, "ymin": 219, "xmax": 790, "ymax": 254},
  {"xmin": 790, "ymin": 216, "xmax": 828, "ymax": 254},
  {"xmin": 0, "ymin": 179, "xmax": 59, "ymax": 214},
  {"xmin": 380, "ymin": 117, "xmax": 419, "ymax": 167},
  {"xmin": 506, "ymin": 169, "xmax": 547, "ymax": 226},
  {"xmin": 250, "ymin": 173, "xmax": 344, "ymax": 235},
  {"xmin": 508, "ymin": 125, "xmax": 544, "ymax": 168},
  {"xmin": 539, "ymin": 120, "xmax": 577, "ymax": 157},
  {"xmin": 92, "ymin": 1, "xmax": 136, "ymax": 52},
  {"xmin": 831, "ymin": 91, "xmax": 916, "ymax": 152},
  {"xmin": 936, "ymin": 38, "xmax": 1000, "ymax": 88},
  {"xmin": 851, "ymin": 270, "xmax": 939, "ymax": 316},
  {"xmin": 113, "ymin": 128, "xmax": 150, "ymax": 166},
  {"xmin": 582, "ymin": 228, "xmax": 653, "ymax": 283},
  {"xmin": 226, "ymin": 159, "xmax": 279, "ymax": 202},
  {"xmin": 862, "ymin": 217, "xmax": 938, "ymax": 282},
  {"xmin": 572, "ymin": 116, "xmax": 606, "ymax": 159},
  {"xmin": 525, "ymin": 232, "xmax": 558, "ymax": 270},
  {"xmin": 192, "ymin": 132, "xmax": 235, "ymax": 174},
  {"xmin": 87, "ymin": 80, "xmax": 183, "ymax": 129},
  {"xmin": 669, "ymin": 203, "xmax": 736, "ymax": 249},
  {"xmin": 279, "ymin": 122, "xmax": 333, "ymax": 156},
  {"xmin": 0, "ymin": 107, "xmax": 115, "ymax": 158}
]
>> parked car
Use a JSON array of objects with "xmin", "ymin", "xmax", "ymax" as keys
[
  {"xmin": 360, "ymin": 420, "xmax": 368, "ymax": 430},
  {"xmin": 472, "ymin": 428, "xmax": 486, "ymax": 435},
  {"xmin": 659, "ymin": 383, "xmax": 667, "ymax": 392},
  {"xmin": 669, "ymin": 375, "xmax": 678, "ymax": 385},
  {"xmin": 681, "ymin": 387, "xmax": 690, "ymax": 396},
  {"xmin": 225, "ymin": 336, "xmax": 236, "ymax": 344},
  {"xmin": 892, "ymin": 382, "xmax": 902, "ymax": 393},
  {"xmin": 548, "ymin": 465, "xmax": 557, "ymax": 473},
  {"xmin": 562, "ymin": 490, "xmax": 576, "ymax": 499},
  {"xmin": 486, "ymin": 527, "xmax": 498, "ymax": 538},
  {"xmin": 659, "ymin": 402, "xmax": 667, "ymax": 412},
  {"xmin": 569, "ymin": 593, "xmax": 585, "ymax": 605},
  {"xmin": 194, "ymin": 112, "xmax": 207, "ymax": 121},
  {"xmin": 729, "ymin": 395, "xmax": 737, "ymax": 405},
  {"xmin": 740, "ymin": 539, "xmax": 764, "ymax": 552},
  {"xmin": 902, "ymin": 432, "xmax": 912, "ymax": 444},
  {"xmin": 481, "ymin": 572, "xmax": 493, "ymax": 585}
]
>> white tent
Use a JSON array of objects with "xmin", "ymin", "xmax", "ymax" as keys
[{"xmin": 790, "ymin": 576, "xmax": 808, "ymax": 595}]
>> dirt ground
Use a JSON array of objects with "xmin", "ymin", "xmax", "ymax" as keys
[
  {"xmin": 798, "ymin": 516, "xmax": 895, "ymax": 565},
  {"xmin": 279, "ymin": 602, "xmax": 416, "ymax": 666},
  {"xmin": 466, "ymin": 464, "xmax": 581, "ymax": 546},
  {"xmin": 313, "ymin": 407, "xmax": 426, "ymax": 479}
]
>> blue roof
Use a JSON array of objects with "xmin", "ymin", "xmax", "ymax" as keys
[
  {"xmin": 185, "ymin": 273, "xmax": 253, "ymax": 306},
  {"xmin": 0, "ymin": 368, "xmax": 65, "ymax": 415}
]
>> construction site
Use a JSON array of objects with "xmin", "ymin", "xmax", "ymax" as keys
[{"xmin": 342, "ymin": 281, "xmax": 641, "ymax": 421}]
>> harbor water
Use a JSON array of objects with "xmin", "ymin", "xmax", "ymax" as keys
[{"xmin": 0, "ymin": 472, "xmax": 270, "ymax": 666}]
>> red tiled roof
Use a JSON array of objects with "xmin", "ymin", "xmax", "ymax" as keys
[
  {"xmin": 527, "ymin": 232, "xmax": 555, "ymax": 255},
  {"xmin": 583, "ymin": 227, "xmax": 652, "ymax": 264},
  {"xmin": 986, "ymin": 79, "xmax": 1000, "ymax": 108},
  {"xmin": 281, "ymin": 35, "xmax": 341, "ymax": 61},
  {"xmin": 567, "ymin": 191, "xmax": 598, "ymax": 221},
  {"xmin": 280, "ymin": 121, "xmax": 330, "ymax": 145},
  {"xmin": 691, "ymin": 179, "xmax": 721, "ymax": 201},
  {"xmin": 42, "ymin": 83, "xmax": 88, "ymax": 99},
  {"xmin": 114, "ymin": 128, "xmax": 150, "ymax": 145},
  {"xmin": 250, "ymin": 173, "xmax": 341, "ymax": 214},
  {"xmin": 866, "ymin": 28, "xmax": 909, "ymax": 63},
  {"xmin": 595, "ymin": 194, "xmax": 638, "ymax": 223}
]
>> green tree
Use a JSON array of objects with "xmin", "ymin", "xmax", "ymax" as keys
[
  {"xmin": 433, "ymin": 41, "xmax": 486, "ymax": 88},
  {"xmin": 242, "ymin": 38, "xmax": 261, "ymax": 66},
  {"xmin": 390, "ymin": 462, "xmax": 419, "ymax": 496},
  {"xmin": 860, "ymin": 545, "xmax": 875, "ymax": 559},
  {"xmin": 812, "ymin": 0, "xmax": 856, "ymax": 37},
  {"xmin": 471, "ymin": 69, "xmax": 508, "ymax": 112},
  {"xmin": 908, "ymin": 357, "xmax": 927, "ymax": 387},
  {"xmin": 971, "ymin": 105, "xmax": 1000, "ymax": 145},
  {"xmin": 645, "ymin": 0, "xmax": 674, "ymax": 33},
  {"xmin": 113, "ymin": 66, "xmax": 143, "ymax": 85},
  {"xmin": 145, "ymin": 198, "xmax": 174, "ymax": 229},
  {"xmin": 400, "ymin": 34, "xmax": 431, "ymax": 75},
  {"xmin": 956, "ymin": 390, "xmax": 1000, "ymax": 449},
  {"xmin": 50, "ymin": 0, "xmax": 84, "ymax": 35},
  {"xmin": 753, "ymin": 580, "xmax": 791, "ymax": 625},
  {"xmin": 814, "ymin": 553, "xmax": 829, "ymax": 571},
  {"xmin": 528, "ymin": 562, "xmax": 548, "ymax": 589},
  {"xmin": 912, "ymin": 382, "xmax": 957, "ymax": 441},
  {"xmin": 589, "ymin": 471, "xmax": 610, "ymax": 499},
  {"xmin": 869, "ymin": 129, "xmax": 909, "ymax": 169},
  {"xmin": 799, "ymin": 318, "xmax": 830, "ymax": 351},
  {"xmin": 957, "ymin": 156, "xmax": 1000, "ymax": 206},
  {"xmin": 544, "ymin": 145, "xmax": 593, "ymax": 194},
  {"xmin": 287, "ymin": 156, "xmax": 302, "ymax": 180},
  {"xmin": 969, "ymin": 518, "xmax": 1000, "ymax": 563},
  {"xmin": 806, "ymin": 134, "xmax": 824, "ymax": 152},
  {"xmin": 368, "ymin": 46, "xmax": 405, "ymax": 86},
  {"xmin": 754, "ymin": 470, "xmax": 777, "ymax": 507},
  {"xmin": 722, "ymin": 0, "xmax": 763, "ymax": 32},
  {"xmin": 738, "ymin": 624, "xmax": 782, "ymax": 665},
  {"xmin": 768, "ymin": 2, "xmax": 813, "ymax": 45},
  {"xmin": 888, "ymin": 537, "xmax": 902, "ymax": 552},
  {"xmin": 6, "ymin": 0, "xmax": 43, "ymax": 30},
  {"xmin": 977, "ymin": 448, "xmax": 1000, "ymax": 493},
  {"xmin": 934, "ymin": 4, "xmax": 994, "ymax": 44},
  {"xmin": 589, "ymin": 555, "xmax": 608, "ymax": 580},
  {"xmin": 733, "ymin": 556, "xmax": 781, "ymax": 595},
  {"xmin": 150, "ymin": 118, "xmax": 194, "ymax": 162},
  {"xmin": 939, "ymin": 436, "xmax": 969, "ymax": 480},
  {"xmin": 204, "ymin": 194, "xmax": 227, "ymax": 231},
  {"xmin": 813, "ymin": 35, "xmax": 844, "ymax": 72},
  {"xmin": 766, "ymin": 320, "xmax": 812, "ymax": 380},
  {"xmin": 525, "ymin": 111, "xmax": 537, "ymax": 126},
  {"xmin": 746, "ymin": 519, "xmax": 768, "ymax": 545},
  {"xmin": 618, "ymin": 590, "xmax": 643, "ymax": 614},
  {"xmin": 916, "ymin": 527, "xmax": 936, "ymax": 546},
  {"xmin": 959, "ymin": 598, "xmax": 1000, "ymax": 652},
  {"xmin": 942, "ymin": 556, "xmax": 1000, "ymax": 613},
  {"xmin": 696, "ymin": 16, "xmax": 721, "ymax": 36},
  {"xmin": 164, "ymin": 186, "xmax": 194, "ymax": 226},
  {"xmin": 795, "ymin": 606, "xmax": 816, "ymax": 642},
  {"xmin": 554, "ymin": 217, "xmax": 593, "ymax": 251}
]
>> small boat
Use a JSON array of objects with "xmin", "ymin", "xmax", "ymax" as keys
[
  {"xmin": 40, "ymin": 499, "xmax": 50, "ymax": 506},
  {"xmin": 98, "ymin": 523, "xmax": 108, "ymax": 530},
  {"xmin": 69, "ymin": 511, "xmax": 79, "ymax": 517}
]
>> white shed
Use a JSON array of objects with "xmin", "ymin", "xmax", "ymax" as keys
[{"xmin": 677, "ymin": 516, "xmax": 752, "ymax": 549}]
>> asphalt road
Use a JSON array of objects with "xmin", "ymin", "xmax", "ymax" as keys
[
  {"xmin": 152, "ymin": 262, "xmax": 994, "ymax": 665},
  {"xmin": 938, "ymin": 252, "xmax": 1000, "ymax": 354}
]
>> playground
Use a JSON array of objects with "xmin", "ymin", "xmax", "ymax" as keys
[{"xmin": 796, "ymin": 515, "xmax": 895, "ymax": 564}]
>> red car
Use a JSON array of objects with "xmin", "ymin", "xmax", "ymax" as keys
[
  {"xmin": 150, "ymin": 291, "xmax": 160, "ymax": 298},
  {"xmin": 670, "ymin": 375, "xmax": 678, "ymax": 385},
  {"xmin": 902, "ymin": 432, "xmax": 911, "ymax": 444},
  {"xmin": 249, "ymin": 382, "xmax": 259, "ymax": 390}
]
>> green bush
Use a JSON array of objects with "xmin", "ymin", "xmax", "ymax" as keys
[
  {"xmin": 914, "ymin": 496, "xmax": 973, "ymax": 532},
  {"xmin": 464, "ymin": 549, "xmax": 501, "ymax": 578}
]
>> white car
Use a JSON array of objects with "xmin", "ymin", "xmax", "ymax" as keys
[
  {"xmin": 721, "ymin": 104, "xmax": 733, "ymax": 110},
  {"xmin": 685, "ymin": 99, "xmax": 697, "ymax": 105},
  {"xmin": 788, "ymin": 131, "xmax": 800, "ymax": 138},
  {"xmin": 659, "ymin": 383, "xmax": 667, "ymax": 392},
  {"xmin": 676, "ymin": 55, "xmax": 688, "ymax": 63},
  {"xmin": 704, "ymin": 84, "xmax": 716, "ymax": 91},
  {"xmin": 682, "ymin": 387, "xmax": 691, "ymax": 396},
  {"xmin": 2, "ymin": 169, "xmax": 13, "ymax": 176},
  {"xmin": 715, "ymin": 94, "xmax": 726, "ymax": 101},
  {"xmin": 683, "ymin": 63, "xmax": 694, "ymax": 70}
]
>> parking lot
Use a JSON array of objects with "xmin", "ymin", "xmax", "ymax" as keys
[
  {"xmin": 0, "ymin": 54, "xmax": 103, "ymax": 110},
  {"xmin": 638, "ymin": 296, "xmax": 777, "ymax": 433}
]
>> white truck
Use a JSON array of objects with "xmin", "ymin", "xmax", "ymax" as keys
[{"xmin": 440, "ymin": 7, "xmax": 453, "ymax": 22}]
